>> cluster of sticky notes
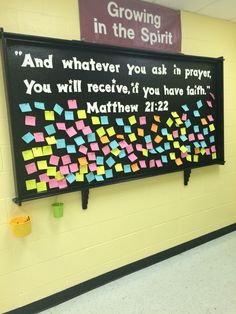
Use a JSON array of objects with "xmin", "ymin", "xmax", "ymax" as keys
[{"xmin": 18, "ymin": 97, "xmax": 218, "ymax": 193}]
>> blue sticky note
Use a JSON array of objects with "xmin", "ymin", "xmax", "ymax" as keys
[
  {"xmin": 124, "ymin": 125, "xmax": 131, "ymax": 133},
  {"xmin": 203, "ymin": 128, "xmax": 209, "ymax": 135},
  {"xmin": 186, "ymin": 145, "xmax": 191, "ymax": 153},
  {"xmin": 182, "ymin": 104, "xmax": 189, "ymax": 112},
  {"xmin": 194, "ymin": 141, "xmax": 200, "ymax": 148},
  {"xmin": 209, "ymin": 135, "xmax": 215, "ymax": 143},
  {"xmin": 161, "ymin": 128, "xmax": 168, "ymax": 136},
  {"xmin": 180, "ymin": 135, "xmax": 188, "ymax": 142},
  {"xmin": 105, "ymin": 169, "xmax": 113, "ymax": 179},
  {"xmin": 95, "ymin": 175, "xmax": 104, "ymax": 182},
  {"xmin": 22, "ymin": 132, "xmax": 34, "ymax": 143},
  {"xmin": 74, "ymin": 136, "xmax": 85, "ymax": 146},
  {"xmin": 67, "ymin": 145, "xmax": 76, "ymax": 153},
  {"xmin": 197, "ymin": 100, "xmax": 203, "ymax": 109},
  {"xmin": 185, "ymin": 120, "xmax": 192, "ymax": 128},
  {"xmin": 53, "ymin": 103, "xmax": 63, "ymax": 115},
  {"xmin": 161, "ymin": 155, "xmax": 168, "ymax": 163},
  {"xmin": 200, "ymin": 141, "xmax": 207, "ymax": 148},
  {"xmin": 106, "ymin": 156, "xmax": 116, "ymax": 168},
  {"xmin": 124, "ymin": 164, "xmax": 132, "ymax": 173},
  {"xmin": 116, "ymin": 118, "xmax": 124, "ymax": 126},
  {"xmin": 66, "ymin": 173, "xmax": 76, "ymax": 184},
  {"xmin": 164, "ymin": 142, "xmax": 171, "ymax": 150},
  {"xmin": 45, "ymin": 124, "xmax": 56, "ymax": 135},
  {"xmin": 19, "ymin": 103, "xmax": 32, "ymax": 112},
  {"xmin": 87, "ymin": 133, "xmax": 96, "ymax": 143},
  {"xmin": 56, "ymin": 138, "xmax": 66, "ymax": 149},
  {"xmin": 64, "ymin": 111, "xmax": 74, "ymax": 121},
  {"xmin": 118, "ymin": 149, "xmax": 126, "ymax": 158},
  {"xmin": 193, "ymin": 125, "xmax": 200, "ymax": 133},
  {"xmin": 96, "ymin": 156, "xmax": 104, "ymax": 165},
  {"xmin": 101, "ymin": 116, "xmax": 109, "ymax": 125},
  {"xmin": 144, "ymin": 135, "xmax": 151, "ymax": 143},
  {"xmin": 86, "ymin": 172, "xmax": 95, "ymax": 183},
  {"xmin": 149, "ymin": 149, "xmax": 157, "ymax": 154},
  {"xmin": 34, "ymin": 102, "xmax": 45, "ymax": 110},
  {"xmin": 156, "ymin": 146, "xmax": 164, "ymax": 153},
  {"xmin": 110, "ymin": 140, "xmax": 119, "ymax": 149},
  {"xmin": 193, "ymin": 110, "xmax": 200, "ymax": 117}
]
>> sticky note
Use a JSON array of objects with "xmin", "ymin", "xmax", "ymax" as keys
[
  {"xmin": 156, "ymin": 146, "xmax": 164, "ymax": 153},
  {"xmin": 45, "ymin": 124, "xmax": 56, "ymax": 135},
  {"xmin": 76, "ymin": 173, "xmax": 84, "ymax": 182},
  {"xmin": 80, "ymin": 165, "xmax": 88, "ymax": 174},
  {"xmin": 209, "ymin": 135, "xmax": 215, "ymax": 143},
  {"xmin": 188, "ymin": 134, "xmax": 195, "ymax": 141},
  {"xmin": 109, "ymin": 140, "xmax": 119, "ymax": 149},
  {"xmin": 68, "ymin": 99, "xmax": 77, "ymax": 109},
  {"xmin": 22, "ymin": 149, "xmax": 34, "ymax": 161},
  {"xmin": 74, "ymin": 136, "xmax": 85, "ymax": 146},
  {"xmin": 126, "ymin": 144, "xmax": 134, "ymax": 154},
  {"xmin": 37, "ymin": 160, "xmax": 48, "ymax": 170},
  {"xmin": 34, "ymin": 102, "xmax": 45, "ymax": 110},
  {"xmin": 193, "ymin": 155, "xmax": 199, "ymax": 162},
  {"xmin": 201, "ymin": 118, "xmax": 208, "ymax": 125},
  {"xmin": 32, "ymin": 147, "xmax": 43, "ymax": 157},
  {"xmin": 86, "ymin": 172, "xmax": 95, "ymax": 183},
  {"xmin": 46, "ymin": 136, "xmax": 56, "ymax": 145},
  {"xmin": 186, "ymin": 155, "xmax": 192, "ymax": 162},
  {"xmin": 42, "ymin": 145, "xmax": 53, "ymax": 156},
  {"xmin": 161, "ymin": 155, "xmax": 168, "ymax": 163},
  {"xmin": 58, "ymin": 179, "xmax": 68, "ymax": 189},
  {"xmin": 139, "ymin": 160, "xmax": 147, "ymax": 168},
  {"xmin": 185, "ymin": 120, "xmax": 191, "ymax": 128},
  {"xmin": 53, "ymin": 103, "xmax": 63, "ymax": 115},
  {"xmin": 87, "ymin": 133, "xmax": 96, "ymax": 143},
  {"xmin": 209, "ymin": 124, "xmax": 215, "ymax": 132},
  {"xmin": 175, "ymin": 118, "xmax": 183, "ymax": 126},
  {"xmin": 55, "ymin": 171, "xmax": 64, "ymax": 180},
  {"xmin": 67, "ymin": 145, "xmax": 76, "ymax": 154},
  {"xmin": 172, "ymin": 130, "xmax": 179, "ymax": 139},
  {"xmin": 124, "ymin": 164, "xmax": 132, "ymax": 173},
  {"xmin": 200, "ymin": 141, "xmax": 207, "ymax": 148},
  {"xmin": 164, "ymin": 142, "xmax": 171, "ymax": 150},
  {"xmin": 102, "ymin": 145, "xmax": 111, "ymax": 155},
  {"xmin": 117, "ymin": 135, "xmax": 124, "ymax": 140},
  {"xmin": 45, "ymin": 111, "xmax": 55, "ymax": 121},
  {"xmin": 166, "ymin": 118, "xmax": 174, "ymax": 127},
  {"xmin": 97, "ymin": 166, "xmax": 105, "ymax": 175},
  {"xmin": 180, "ymin": 145, "xmax": 187, "ymax": 153},
  {"xmin": 69, "ymin": 163, "xmax": 79, "ymax": 173},
  {"xmin": 106, "ymin": 156, "xmax": 116, "ymax": 167},
  {"xmin": 101, "ymin": 136, "xmax": 110, "ymax": 144},
  {"xmin": 87, "ymin": 152, "xmax": 96, "ymax": 161},
  {"xmin": 75, "ymin": 120, "xmax": 85, "ymax": 131},
  {"xmin": 111, "ymin": 148, "xmax": 120, "ymax": 156},
  {"xmin": 180, "ymin": 128, "xmax": 186, "ymax": 135},
  {"xmin": 82, "ymin": 126, "xmax": 92, "ymax": 136},
  {"xmin": 19, "ymin": 103, "xmax": 32, "ymax": 112},
  {"xmin": 62, "ymin": 154, "xmax": 71, "ymax": 165},
  {"xmin": 146, "ymin": 142, "xmax": 153, "ymax": 150},
  {"xmin": 154, "ymin": 115, "xmax": 160, "ymax": 123},
  {"xmin": 66, "ymin": 173, "xmax": 76, "ymax": 184},
  {"xmin": 56, "ymin": 139, "xmax": 66, "ymax": 149},
  {"xmin": 92, "ymin": 116, "xmax": 100, "ymax": 125},
  {"xmin": 173, "ymin": 141, "xmax": 180, "ymax": 148},
  {"xmin": 49, "ymin": 179, "xmax": 59, "ymax": 189},
  {"xmin": 194, "ymin": 110, "xmax": 200, "ymax": 117},
  {"xmin": 78, "ymin": 157, "xmax": 88, "ymax": 166},
  {"xmin": 118, "ymin": 149, "xmax": 126, "ymax": 158},
  {"xmin": 96, "ymin": 127, "xmax": 106, "ymax": 138},
  {"xmin": 182, "ymin": 104, "xmax": 189, "ymax": 112},
  {"xmin": 137, "ymin": 128, "xmax": 144, "ymax": 137},
  {"xmin": 25, "ymin": 115, "xmax": 36, "ymax": 126},
  {"xmin": 47, "ymin": 167, "xmax": 57, "ymax": 177},
  {"xmin": 207, "ymin": 115, "xmax": 214, "ymax": 122},
  {"xmin": 182, "ymin": 113, "xmax": 187, "ymax": 121},
  {"xmin": 124, "ymin": 125, "xmax": 132, "ymax": 133},
  {"xmin": 203, "ymin": 128, "xmax": 209, "ymax": 135},
  {"xmin": 139, "ymin": 116, "xmax": 147, "ymax": 125},
  {"xmin": 175, "ymin": 158, "xmax": 183, "ymax": 166},
  {"xmin": 197, "ymin": 134, "xmax": 204, "ymax": 140},
  {"xmin": 128, "ymin": 133, "xmax": 137, "ymax": 142},
  {"xmin": 95, "ymin": 175, "xmax": 104, "ymax": 182},
  {"xmin": 105, "ymin": 169, "xmax": 113, "ymax": 179},
  {"xmin": 34, "ymin": 132, "xmax": 45, "ymax": 143},
  {"xmin": 207, "ymin": 100, "xmax": 213, "ymax": 107},
  {"xmin": 89, "ymin": 163, "xmax": 97, "ymax": 172},
  {"xmin": 169, "ymin": 152, "xmax": 176, "ymax": 160},
  {"xmin": 60, "ymin": 165, "xmax": 69, "ymax": 175},
  {"xmin": 26, "ymin": 179, "xmax": 37, "ymax": 191},
  {"xmin": 56, "ymin": 122, "xmax": 66, "ymax": 130},
  {"xmin": 171, "ymin": 112, "xmax": 179, "ymax": 118},
  {"xmin": 142, "ymin": 148, "xmax": 148, "ymax": 157},
  {"xmin": 77, "ymin": 110, "xmax": 87, "ymax": 119},
  {"xmin": 115, "ymin": 163, "xmax": 123, "ymax": 172},
  {"xmin": 128, "ymin": 115, "xmax": 137, "ymax": 125},
  {"xmin": 101, "ymin": 116, "xmax": 109, "ymax": 125},
  {"xmin": 90, "ymin": 142, "xmax": 99, "ymax": 151},
  {"xmin": 25, "ymin": 162, "xmax": 37, "ymax": 174},
  {"xmin": 197, "ymin": 100, "xmax": 203, "ymax": 108},
  {"xmin": 96, "ymin": 156, "xmax": 104, "ymax": 165},
  {"xmin": 131, "ymin": 163, "xmax": 139, "ymax": 172},
  {"xmin": 79, "ymin": 145, "xmax": 88, "ymax": 155},
  {"xmin": 128, "ymin": 153, "xmax": 137, "ymax": 162},
  {"xmin": 116, "ymin": 118, "xmax": 124, "ymax": 126},
  {"xmin": 106, "ymin": 127, "xmax": 115, "ymax": 137},
  {"xmin": 161, "ymin": 128, "xmax": 168, "ymax": 136},
  {"xmin": 49, "ymin": 155, "xmax": 60, "ymax": 166},
  {"xmin": 119, "ymin": 140, "xmax": 128, "ymax": 149},
  {"xmin": 154, "ymin": 135, "xmax": 163, "ymax": 144},
  {"xmin": 66, "ymin": 126, "xmax": 77, "ymax": 138},
  {"xmin": 180, "ymin": 135, "xmax": 187, "ymax": 142},
  {"xmin": 64, "ymin": 111, "xmax": 74, "ymax": 121},
  {"xmin": 156, "ymin": 160, "xmax": 163, "ymax": 168},
  {"xmin": 151, "ymin": 124, "xmax": 158, "ymax": 133},
  {"xmin": 22, "ymin": 132, "xmax": 34, "ymax": 143},
  {"xmin": 167, "ymin": 134, "xmax": 173, "ymax": 141},
  {"xmin": 36, "ymin": 181, "xmax": 47, "ymax": 192},
  {"xmin": 144, "ymin": 135, "xmax": 151, "ymax": 143}
]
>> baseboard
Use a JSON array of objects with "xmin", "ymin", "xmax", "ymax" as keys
[{"xmin": 5, "ymin": 223, "xmax": 236, "ymax": 314}]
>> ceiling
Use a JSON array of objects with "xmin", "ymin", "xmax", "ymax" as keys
[{"xmin": 145, "ymin": 0, "xmax": 236, "ymax": 22}]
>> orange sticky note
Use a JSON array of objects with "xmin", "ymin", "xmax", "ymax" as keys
[
  {"xmin": 154, "ymin": 135, "xmax": 163, "ymax": 144},
  {"xmin": 78, "ymin": 156, "xmax": 88, "ymax": 165},
  {"xmin": 100, "ymin": 136, "xmax": 110, "ymax": 144},
  {"xmin": 154, "ymin": 115, "xmax": 160, "ymax": 122},
  {"xmin": 194, "ymin": 147, "xmax": 200, "ymax": 154},
  {"xmin": 137, "ymin": 128, "xmax": 144, "ymax": 137},
  {"xmin": 131, "ymin": 163, "xmax": 140, "ymax": 172},
  {"xmin": 201, "ymin": 118, "xmax": 208, "ymax": 125},
  {"xmin": 116, "ymin": 134, "xmax": 124, "ymax": 139},
  {"xmin": 151, "ymin": 123, "xmax": 158, "ymax": 133},
  {"xmin": 175, "ymin": 158, "xmax": 183, "ymax": 166}
]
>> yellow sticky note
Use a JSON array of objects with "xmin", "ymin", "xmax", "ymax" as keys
[
  {"xmin": 26, "ymin": 179, "xmax": 36, "ymax": 191},
  {"xmin": 32, "ymin": 147, "xmax": 43, "ymax": 157},
  {"xmin": 171, "ymin": 112, "xmax": 179, "ymax": 118},
  {"xmin": 167, "ymin": 134, "xmax": 173, "ymax": 141},
  {"xmin": 77, "ymin": 110, "xmax": 87, "ymax": 119},
  {"xmin": 97, "ymin": 166, "xmax": 105, "ymax": 175},
  {"xmin": 55, "ymin": 171, "xmax": 64, "ymax": 180},
  {"xmin": 22, "ymin": 150, "xmax": 34, "ymax": 161},
  {"xmin": 36, "ymin": 181, "xmax": 47, "ymax": 192},
  {"xmin": 170, "ymin": 152, "xmax": 176, "ymax": 160},
  {"xmin": 111, "ymin": 148, "xmax": 121, "ymax": 156},
  {"xmin": 142, "ymin": 148, "xmax": 148, "ymax": 157},
  {"xmin": 128, "ymin": 115, "xmax": 137, "ymax": 125},
  {"xmin": 37, "ymin": 160, "xmax": 48, "ymax": 170},
  {"xmin": 128, "ymin": 133, "xmax": 137, "ymax": 142},
  {"xmin": 46, "ymin": 136, "xmax": 56, "ymax": 145},
  {"xmin": 209, "ymin": 124, "xmax": 215, "ymax": 132},
  {"xmin": 43, "ymin": 145, "xmax": 53, "ymax": 156},
  {"xmin": 115, "ymin": 163, "xmax": 123, "ymax": 172},
  {"xmin": 91, "ymin": 116, "xmax": 100, "ymax": 125},
  {"xmin": 180, "ymin": 128, "xmax": 186, "ymax": 135},
  {"xmin": 47, "ymin": 167, "xmax": 57, "ymax": 176},
  {"xmin": 186, "ymin": 155, "xmax": 192, "ymax": 162},
  {"xmin": 175, "ymin": 118, "xmax": 183, "ymax": 125},
  {"xmin": 80, "ymin": 165, "xmax": 88, "ymax": 174},
  {"xmin": 138, "ymin": 128, "xmax": 144, "ymax": 137},
  {"xmin": 193, "ymin": 155, "xmax": 199, "ymax": 162},
  {"xmin": 173, "ymin": 141, "xmax": 180, "ymax": 149},
  {"xmin": 44, "ymin": 111, "xmax": 55, "ymax": 121},
  {"xmin": 180, "ymin": 145, "xmax": 187, "ymax": 153},
  {"xmin": 107, "ymin": 127, "xmax": 116, "ymax": 137},
  {"xmin": 96, "ymin": 127, "xmax": 106, "ymax": 137},
  {"xmin": 166, "ymin": 117, "xmax": 173, "ymax": 127},
  {"xmin": 76, "ymin": 173, "xmax": 84, "ymax": 182},
  {"xmin": 212, "ymin": 152, "xmax": 217, "ymax": 160}
]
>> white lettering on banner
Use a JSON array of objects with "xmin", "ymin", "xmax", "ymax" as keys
[
  {"xmin": 87, "ymin": 101, "xmax": 139, "ymax": 113},
  {"xmin": 61, "ymin": 58, "xmax": 120, "ymax": 73}
]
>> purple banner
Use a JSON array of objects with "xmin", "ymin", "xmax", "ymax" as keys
[{"xmin": 79, "ymin": 0, "xmax": 181, "ymax": 52}]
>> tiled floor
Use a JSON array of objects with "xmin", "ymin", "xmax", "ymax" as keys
[{"xmin": 41, "ymin": 231, "xmax": 236, "ymax": 314}]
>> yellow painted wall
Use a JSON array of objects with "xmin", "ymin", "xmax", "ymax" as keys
[{"xmin": 0, "ymin": 1, "xmax": 236, "ymax": 312}]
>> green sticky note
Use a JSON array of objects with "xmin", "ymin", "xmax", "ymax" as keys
[
  {"xmin": 37, "ymin": 160, "xmax": 48, "ymax": 170},
  {"xmin": 166, "ymin": 118, "xmax": 174, "ymax": 127},
  {"xmin": 43, "ymin": 146, "xmax": 53, "ymax": 156},
  {"xmin": 77, "ymin": 110, "xmax": 87, "ymax": 119},
  {"xmin": 47, "ymin": 167, "xmax": 57, "ymax": 176},
  {"xmin": 26, "ymin": 179, "xmax": 37, "ymax": 190},
  {"xmin": 36, "ymin": 181, "xmax": 47, "ymax": 192},
  {"xmin": 32, "ymin": 147, "xmax": 43, "ymax": 157},
  {"xmin": 22, "ymin": 150, "xmax": 34, "ymax": 161}
]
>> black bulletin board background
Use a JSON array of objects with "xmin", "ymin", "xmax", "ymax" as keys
[{"xmin": 1, "ymin": 31, "xmax": 224, "ymax": 204}]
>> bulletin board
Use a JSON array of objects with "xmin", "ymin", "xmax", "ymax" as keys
[{"xmin": 1, "ymin": 31, "xmax": 224, "ymax": 206}]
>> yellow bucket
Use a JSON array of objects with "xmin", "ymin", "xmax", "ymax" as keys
[{"xmin": 9, "ymin": 216, "xmax": 32, "ymax": 237}]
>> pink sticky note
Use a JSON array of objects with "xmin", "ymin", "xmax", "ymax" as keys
[
  {"xmin": 205, "ymin": 148, "xmax": 211, "ymax": 155},
  {"xmin": 210, "ymin": 92, "xmax": 215, "ymax": 100},
  {"xmin": 90, "ymin": 142, "xmax": 99, "ymax": 151},
  {"xmin": 197, "ymin": 134, "xmax": 204, "ymax": 140},
  {"xmin": 126, "ymin": 144, "xmax": 134, "ymax": 154},
  {"xmin": 119, "ymin": 140, "xmax": 128, "ymax": 149},
  {"xmin": 82, "ymin": 126, "xmax": 92, "ymax": 135},
  {"xmin": 68, "ymin": 99, "xmax": 77, "ymax": 109},
  {"xmin": 25, "ymin": 162, "xmax": 37, "ymax": 174},
  {"xmin": 34, "ymin": 132, "xmax": 45, "ymax": 142},
  {"xmin": 139, "ymin": 160, "xmax": 147, "ymax": 168},
  {"xmin": 207, "ymin": 100, "xmax": 213, "ymax": 108},
  {"xmin": 156, "ymin": 160, "xmax": 163, "ymax": 168},
  {"xmin": 211, "ymin": 145, "xmax": 216, "ymax": 152},
  {"xmin": 181, "ymin": 113, "xmax": 187, "ymax": 121},
  {"xmin": 188, "ymin": 133, "xmax": 195, "ymax": 141},
  {"xmin": 49, "ymin": 155, "xmax": 60, "ymax": 166},
  {"xmin": 25, "ymin": 115, "xmax": 36, "ymax": 126},
  {"xmin": 89, "ymin": 163, "xmax": 97, "ymax": 171},
  {"xmin": 146, "ymin": 142, "xmax": 153, "ymax": 150},
  {"xmin": 61, "ymin": 154, "xmax": 71, "ymax": 165},
  {"xmin": 39, "ymin": 173, "xmax": 50, "ymax": 182},
  {"xmin": 79, "ymin": 145, "xmax": 88, "ymax": 154},
  {"xmin": 102, "ymin": 145, "xmax": 111, "ymax": 155},
  {"xmin": 75, "ymin": 120, "xmax": 85, "ymax": 130},
  {"xmin": 87, "ymin": 152, "xmax": 96, "ymax": 161},
  {"xmin": 56, "ymin": 122, "xmax": 66, "ymax": 130},
  {"xmin": 66, "ymin": 126, "xmax": 77, "ymax": 138},
  {"xmin": 172, "ymin": 130, "xmax": 179, "ymax": 138},
  {"xmin": 58, "ymin": 179, "xmax": 68, "ymax": 189},
  {"xmin": 207, "ymin": 115, "xmax": 214, "ymax": 122},
  {"xmin": 181, "ymin": 152, "xmax": 188, "ymax": 158},
  {"xmin": 49, "ymin": 179, "xmax": 59, "ymax": 189},
  {"xmin": 136, "ymin": 144, "xmax": 143, "ymax": 151},
  {"xmin": 139, "ymin": 116, "xmax": 146, "ymax": 125},
  {"xmin": 60, "ymin": 165, "xmax": 69, "ymax": 175},
  {"xmin": 149, "ymin": 159, "xmax": 155, "ymax": 168},
  {"xmin": 128, "ymin": 153, "xmax": 137, "ymax": 162},
  {"xmin": 69, "ymin": 163, "xmax": 79, "ymax": 173}
]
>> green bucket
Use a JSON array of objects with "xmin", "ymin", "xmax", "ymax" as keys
[{"xmin": 52, "ymin": 202, "xmax": 64, "ymax": 218}]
